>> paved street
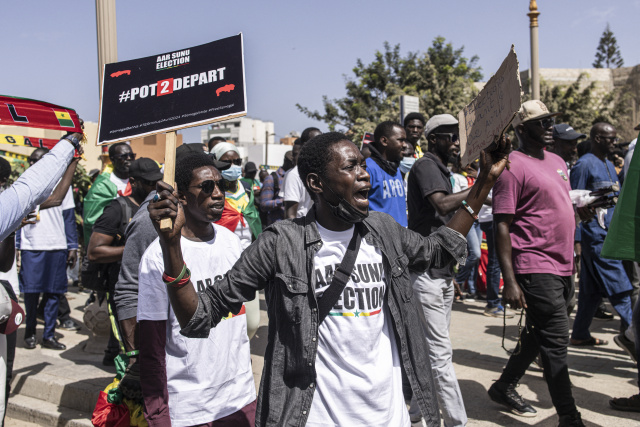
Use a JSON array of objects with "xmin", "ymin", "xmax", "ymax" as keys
[{"xmin": 7, "ymin": 289, "xmax": 640, "ymax": 426}]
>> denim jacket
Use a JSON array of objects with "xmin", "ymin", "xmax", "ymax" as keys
[{"xmin": 181, "ymin": 209, "xmax": 467, "ymax": 427}]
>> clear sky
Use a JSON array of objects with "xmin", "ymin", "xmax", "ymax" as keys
[{"xmin": 3, "ymin": 0, "xmax": 638, "ymax": 144}]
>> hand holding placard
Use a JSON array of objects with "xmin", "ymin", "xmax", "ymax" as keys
[{"xmin": 458, "ymin": 46, "xmax": 522, "ymax": 166}]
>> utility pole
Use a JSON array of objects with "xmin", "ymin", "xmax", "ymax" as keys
[
  {"xmin": 265, "ymin": 129, "xmax": 269, "ymax": 168},
  {"xmin": 95, "ymin": 0, "xmax": 118, "ymax": 100},
  {"xmin": 528, "ymin": 0, "xmax": 540, "ymax": 100}
]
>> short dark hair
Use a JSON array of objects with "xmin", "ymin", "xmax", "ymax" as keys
[
  {"xmin": 373, "ymin": 121, "xmax": 402, "ymax": 147},
  {"xmin": 300, "ymin": 127, "xmax": 322, "ymax": 144},
  {"xmin": 30, "ymin": 147, "xmax": 49, "ymax": 158},
  {"xmin": 175, "ymin": 153, "xmax": 216, "ymax": 192},
  {"xmin": 0, "ymin": 157, "xmax": 11, "ymax": 181},
  {"xmin": 403, "ymin": 112, "xmax": 426, "ymax": 127},
  {"xmin": 298, "ymin": 132, "xmax": 351, "ymax": 196},
  {"xmin": 207, "ymin": 136, "xmax": 226, "ymax": 151},
  {"xmin": 293, "ymin": 138, "xmax": 303, "ymax": 146},
  {"xmin": 108, "ymin": 142, "xmax": 129, "ymax": 158}
]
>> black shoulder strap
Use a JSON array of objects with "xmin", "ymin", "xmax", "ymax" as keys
[
  {"xmin": 271, "ymin": 171, "xmax": 280, "ymax": 196},
  {"xmin": 116, "ymin": 197, "xmax": 134, "ymax": 242},
  {"xmin": 317, "ymin": 225, "xmax": 362, "ymax": 324}
]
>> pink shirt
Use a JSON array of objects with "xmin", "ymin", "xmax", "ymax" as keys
[{"xmin": 493, "ymin": 150, "xmax": 574, "ymax": 276}]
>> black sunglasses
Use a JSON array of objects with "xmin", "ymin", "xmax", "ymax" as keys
[
  {"xmin": 189, "ymin": 179, "xmax": 229, "ymax": 194},
  {"xmin": 223, "ymin": 158, "xmax": 242, "ymax": 166},
  {"xmin": 433, "ymin": 133, "xmax": 459, "ymax": 143},
  {"xmin": 529, "ymin": 117, "xmax": 555, "ymax": 129},
  {"xmin": 112, "ymin": 153, "xmax": 136, "ymax": 161}
]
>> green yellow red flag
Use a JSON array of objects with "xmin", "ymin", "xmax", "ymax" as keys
[{"xmin": 602, "ymin": 134, "xmax": 640, "ymax": 262}]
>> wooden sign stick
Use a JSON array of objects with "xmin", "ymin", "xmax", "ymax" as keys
[{"xmin": 160, "ymin": 131, "xmax": 177, "ymax": 232}]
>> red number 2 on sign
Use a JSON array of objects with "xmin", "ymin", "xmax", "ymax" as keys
[{"xmin": 157, "ymin": 78, "xmax": 174, "ymax": 97}]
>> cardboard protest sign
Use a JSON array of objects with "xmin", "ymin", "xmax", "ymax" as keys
[
  {"xmin": 98, "ymin": 34, "xmax": 247, "ymax": 144},
  {"xmin": 0, "ymin": 96, "xmax": 82, "ymax": 133},
  {"xmin": 458, "ymin": 46, "xmax": 521, "ymax": 166}
]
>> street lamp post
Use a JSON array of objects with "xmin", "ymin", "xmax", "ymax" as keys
[{"xmin": 528, "ymin": 0, "xmax": 541, "ymax": 100}]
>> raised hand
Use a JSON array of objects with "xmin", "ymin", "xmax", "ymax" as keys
[
  {"xmin": 148, "ymin": 181, "xmax": 185, "ymax": 242},
  {"xmin": 479, "ymin": 134, "xmax": 511, "ymax": 182}
]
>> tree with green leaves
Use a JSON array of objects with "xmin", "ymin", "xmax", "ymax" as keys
[
  {"xmin": 296, "ymin": 38, "xmax": 482, "ymax": 143},
  {"xmin": 593, "ymin": 24, "xmax": 624, "ymax": 68}
]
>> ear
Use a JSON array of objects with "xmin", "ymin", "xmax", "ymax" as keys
[
  {"xmin": 379, "ymin": 136, "xmax": 388, "ymax": 148},
  {"xmin": 307, "ymin": 172, "xmax": 323, "ymax": 196},
  {"xmin": 177, "ymin": 190, "xmax": 189, "ymax": 207}
]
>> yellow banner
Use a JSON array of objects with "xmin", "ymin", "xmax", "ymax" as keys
[{"xmin": 0, "ymin": 134, "xmax": 58, "ymax": 149}]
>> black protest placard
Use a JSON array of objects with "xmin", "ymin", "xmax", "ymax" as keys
[{"xmin": 98, "ymin": 34, "xmax": 246, "ymax": 144}]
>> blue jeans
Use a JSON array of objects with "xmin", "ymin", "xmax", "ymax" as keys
[
  {"xmin": 455, "ymin": 221, "xmax": 482, "ymax": 294},
  {"xmin": 480, "ymin": 221, "xmax": 502, "ymax": 308}
]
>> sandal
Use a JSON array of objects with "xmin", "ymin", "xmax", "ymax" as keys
[{"xmin": 570, "ymin": 337, "xmax": 609, "ymax": 346}]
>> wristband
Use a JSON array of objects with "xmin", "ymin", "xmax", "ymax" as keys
[
  {"xmin": 461, "ymin": 200, "xmax": 478, "ymax": 220},
  {"xmin": 63, "ymin": 134, "xmax": 81, "ymax": 151},
  {"xmin": 169, "ymin": 268, "xmax": 191, "ymax": 289},
  {"xmin": 125, "ymin": 350, "xmax": 139, "ymax": 357},
  {"xmin": 162, "ymin": 263, "xmax": 187, "ymax": 285}
]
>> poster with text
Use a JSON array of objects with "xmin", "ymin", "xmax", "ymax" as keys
[
  {"xmin": 458, "ymin": 45, "xmax": 521, "ymax": 166},
  {"xmin": 98, "ymin": 34, "xmax": 246, "ymax": 144}
]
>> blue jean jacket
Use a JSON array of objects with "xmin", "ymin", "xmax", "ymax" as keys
[{"xmin": 180, "ymin": 209, "xmax": 467, "ymax": 427}]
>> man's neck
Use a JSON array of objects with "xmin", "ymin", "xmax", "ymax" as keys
[
  {"xmin": 181, "ymin": 219, "xmax": 215, "ymax": 242},
  {"xmin": 519, "ymin": 140, "xmax": 545, "ymax": 160},
  {"xmin": 430, "ymin": 149, "xmax": 447, "ymax": 166},
  {"xmin": 592, "ymin": 147, "xmax": 607, "ymax": 161},
  {"xmin": 112, "ymin": 170, "xmax": 128, "ymax": 180}
]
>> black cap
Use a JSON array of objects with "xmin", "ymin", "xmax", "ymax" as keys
[
  {"xmin": 176, "ymin": 144, "xmax": 230, "ymax": 171},
  {"xmin": 553, "ymin": 124, "xmax": 586, "ymax": 141},
  {"xmin": 129, "ymin": 158, "xmax": 163, "ymax": 181},
  {"xmin": 244, "ymin": 162, "xmax": 257, "ymax": 173}
]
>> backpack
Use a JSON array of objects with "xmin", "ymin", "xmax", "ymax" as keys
[
  {"xmin": 81, "ymin": 197, "xmax": 135, "ymax": 292},
  {"xmin": 271, "ymin": 171, "xmax": 280, "ymax": 196}
]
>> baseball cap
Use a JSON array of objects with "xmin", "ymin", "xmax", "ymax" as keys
[
  {"xmin": 129, "ymin": 158, "xmax": 163, "ymax": 181},
  {"xmin": 244, "ymin": 162, "xmax": 257, "ymax": 173},
  {"xmin": 0, "ymin": 286, "xmax": 23, "ymax": 335},
  {"xmin": 176, "ymin": 145, "xmax": 230, "ymax": 171},
  {"xmin": 424, "ymin": 114, "xmax": 459, "ymax": 138},
  {"xmin": 553, "ymin": 124, "xmax": 586, "ymax": 141},
  {"xmin": 512, "ymin": 100, "xmax": 560, "ymax": 128}
]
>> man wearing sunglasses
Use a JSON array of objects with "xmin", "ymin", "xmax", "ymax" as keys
[
  {"xmin": 490, "ymin": 100, "xmax": 584, "ymax": 426},
  {"xmin": 570, "ymin": 123, "xmax": 634, "ymax": 357},
  {"xmin": 83, "ymin": 142, "xmax": 136, "ymax": 247},
  {"xmin": 138, "ymin": 152, "xmax": 256, "ymax": 427},
  {"xmin": 406, "ymin": 114, "xmax": 471, "ymax": 426}
]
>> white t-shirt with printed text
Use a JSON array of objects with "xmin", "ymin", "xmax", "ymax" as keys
[
  {"xmin": 19, "ymin": 187, "xmax": 75, "ymax": 251},
  {"xmin": 306, "ymin": 223, "xmax": 410, "ymax": 427},
  {"xmin": 137, "ymin": 225, "xmax": 255, "ymax": 426},
  {"xmin": 282, "ymin": 166, "xmax": 313, "ymax": 218}
]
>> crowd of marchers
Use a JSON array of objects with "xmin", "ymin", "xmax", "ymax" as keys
[{"xmin": 0, "ymin": 99, "xmax": 638, "ymax": 427}]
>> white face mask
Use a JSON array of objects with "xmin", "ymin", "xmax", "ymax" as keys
[
  {"xmin": 221, "ymin": 164, "xmax": 243, "ymax": 181},
  {"xmin": 399, "ymin": 156, "xmax": 416, "ymax": 174}
]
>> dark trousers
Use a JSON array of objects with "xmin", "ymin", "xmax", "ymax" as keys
[
  {"xmin": 480, "ymin": 221, "xmax": 502, "ymax": 308},
  {"xmin": 499, "ymin": 273, "xmax": 577, "ymax": 416},
  {"xmin": 37, "ymin": 293, "xmax": 71, "ymax": 323},
  {"xmin": 24, "ymin": 293, "xmax": 61, "ymax": 340}
]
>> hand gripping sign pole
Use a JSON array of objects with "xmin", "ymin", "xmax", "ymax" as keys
[
  {"xmin": 97, "ymin": 34, "xmax": 248, "ymax": 231},
  {"xmin": 160, "ymin": 131, "xmax": 177, "ymax": 231}
]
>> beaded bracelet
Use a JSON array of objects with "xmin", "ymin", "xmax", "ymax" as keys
[
  {"xmin": 461, "ymin": 200, "xmax": 478, "ymax": 220},
  {"xmin": 162, "ymin": 263, "xmax": 187, "ymax": 286}
]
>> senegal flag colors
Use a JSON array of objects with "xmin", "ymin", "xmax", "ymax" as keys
[
  {"xmin": 602, "ymin": 134, "xmax": 640, "ymax": 262},
  {"xmin": 54, "ymin": 110, "xmax": 75, "ymax": 127}
]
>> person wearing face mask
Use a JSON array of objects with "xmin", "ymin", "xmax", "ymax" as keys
[
  {"xmin": 148, "ymin": 131, "xmax": 511, "ymax": 427},
  {"xmin": 210, "ymin": 143, "xmax": 262, "ymax": 247}
]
